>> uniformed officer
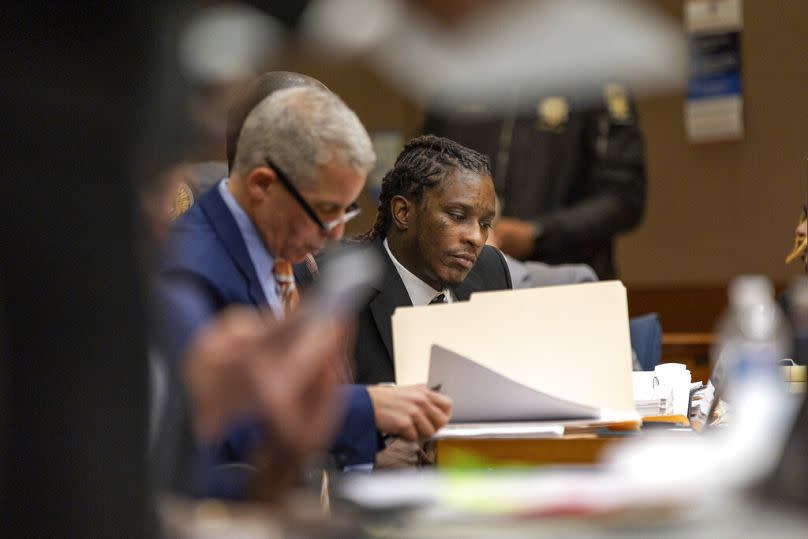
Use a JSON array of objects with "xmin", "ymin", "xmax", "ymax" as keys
[{"xmin": 421, "ymin": 85, "xmax": 647, "ymax": 279}]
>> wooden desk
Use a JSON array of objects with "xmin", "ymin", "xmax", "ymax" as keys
[
  {"xmin": 435, "ymin": 434, "xmax": 627, "ymax": 468},
  {"xmin": 434, "ymin": 417, "xmax": 688, "ymax": 468}
]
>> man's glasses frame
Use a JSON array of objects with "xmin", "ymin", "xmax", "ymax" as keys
[{"xmin": 265, "ymin": 158, "xmax": 360, "ymax": 232}]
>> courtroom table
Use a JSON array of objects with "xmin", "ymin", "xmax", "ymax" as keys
[
  {"xmin": 435, "ymin": 433, "xmax": 627, "ymax": 468},
  {"xmin": 434, "ymin": 417, "xmax": 691, "ymax": 468}
]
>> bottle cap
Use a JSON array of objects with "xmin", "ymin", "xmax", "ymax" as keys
[{"xmin": 729, "ymin": 275, "xmax": 774, "ymax": 307}]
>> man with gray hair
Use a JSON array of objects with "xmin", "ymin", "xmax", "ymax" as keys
[
  {"xmin": 161, "ymin": 84, "xmax": 450, "ymax": 494},
  {"xmin": 227, "ymin": 86, "xmax": 375, "ymax": 266}
]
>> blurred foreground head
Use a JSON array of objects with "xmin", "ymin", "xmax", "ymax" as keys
[{"xmin": 300, "ymin": 0, "xmax": 685, "ymax": 112}]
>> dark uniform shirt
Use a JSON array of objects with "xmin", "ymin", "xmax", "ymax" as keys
[{"xmin": 422, "ymin": 89, "xmax": 646, "ymax": 279}]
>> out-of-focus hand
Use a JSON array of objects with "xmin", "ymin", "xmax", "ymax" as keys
[
  {"xmin": 183, "ymin": 307, "xmax": 269, "ymax": 440},
  {"xmin": 248, "ymin": 310, "xmax": 350, "ymax": 504},
  {"xmin": 494, "ymin": 217, "xmax": 536, "ymax": 260},
  {"xmin": 366, "ymin": 384, "xmax": 452, "ymax": 441},
  {"xmin": 183, "ymin": 307, "xmax": 344, "ymax": 458},
  {"xmin": 244, "ymin": 312, "xmax": 346, "ymax": 458}
]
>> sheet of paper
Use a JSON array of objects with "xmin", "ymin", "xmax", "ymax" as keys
[
  {"xmin": 632, "ymin": 371, "xmax": 656, "ymax": 401},
  {"xmin": 433, "ymin": 422, "xmax": 565, "ymax": 439},
  {"xmin": 428, "ymin": 344, "xmax": 599, "ymax": 422},
  {"xmin": 632, "ymin": 371, "xmax": 658, "ymax": 415},
  {"xmin": 393, "ymin": 280, "xmax": 634, "ymax": 412}
]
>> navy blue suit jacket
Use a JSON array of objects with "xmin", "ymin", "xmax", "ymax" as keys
[{"xmin": 159, "ymin": 184, "xmax": 380, "ymax": 477}]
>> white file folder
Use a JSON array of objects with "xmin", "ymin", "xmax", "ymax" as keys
[{"xmin": 392, "ymin": 280, "xmax": 634, "ymax": 413}]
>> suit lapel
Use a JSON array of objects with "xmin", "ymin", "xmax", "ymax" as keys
[
  {"xmin": 198, "ymin": 186, "xmax": 267, "ymax": 307},
  {"xmin": 369, "ymin": 239, "xmax": 489, "ymax": 362},
  {"xmin": 368, "ymin": 238, "xmax": 411, "ymax": 365}
]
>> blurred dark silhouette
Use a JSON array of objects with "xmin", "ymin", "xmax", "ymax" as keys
[{"xmin": 0, "ymin": 3, "xmax": 199, "ymax": 536}]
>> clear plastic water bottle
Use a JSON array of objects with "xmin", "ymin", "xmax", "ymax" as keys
[
  {"xmin": 711, "ymin": 275, "xmax": 790, "ymax": 402},
  {"xmin": 709, "ymin": 275, "xmax": 794, "ymax": 481}
]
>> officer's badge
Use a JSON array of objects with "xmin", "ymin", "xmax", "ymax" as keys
[
  {"xmin": 604, "ymin": 84, "xmax": 631, "ymax": 123},
  {"xmin": 171, "ymin": 182, "xmax": 195, "ymax": 220},
  {"xmin": 536, "ymin": 96, "xmax": 568, "ymax": 132}
]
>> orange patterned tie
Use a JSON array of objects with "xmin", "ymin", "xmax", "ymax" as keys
[{"xmin": 272, "ymin": 259, "xmax": 299, "ymax": 317}]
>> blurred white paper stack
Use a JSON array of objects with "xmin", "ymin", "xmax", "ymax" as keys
[{"xmin": 632, "ymin": 364, "xmax": 692, "ymax": 418}]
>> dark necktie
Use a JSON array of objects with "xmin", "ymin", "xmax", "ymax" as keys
[{"xmin": 429, "ymin": 293, "xmax": 446, "ymax": 305}]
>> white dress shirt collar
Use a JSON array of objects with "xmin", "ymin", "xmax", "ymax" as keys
[{"xmin": 383, "ymin": 238, "xmax": 452, "ymax": 306}]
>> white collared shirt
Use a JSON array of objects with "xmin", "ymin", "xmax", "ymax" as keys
[{"xmin": 383, "ymin": 238, "xmax": 453, "ymax": 306}]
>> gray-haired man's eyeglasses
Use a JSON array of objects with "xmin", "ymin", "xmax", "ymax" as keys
[{"xmin": 265, "ymin": 158, "xmax": 361, "ymax": 232}]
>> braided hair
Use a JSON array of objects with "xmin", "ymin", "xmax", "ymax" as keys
[{"xmin": 358, "ymin": 135, "xmax": 491, "ymax": 242}]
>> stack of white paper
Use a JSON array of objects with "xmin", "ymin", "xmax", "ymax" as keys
[
  {"xmin": 631, "ymin": 365, "xmax": 692, "ymax": 417},
  {"xmin": 632, "ymin": 371, "xmax": 661, "ymax": 416}
]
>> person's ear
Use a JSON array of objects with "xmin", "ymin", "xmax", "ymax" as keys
[
  {"xmin": 245, "ymin": 167, "xmax": 275, "ymax": 201},
  {"xmin": 390, "ymin": 195, "xmax": 413, "ymax": 231}
]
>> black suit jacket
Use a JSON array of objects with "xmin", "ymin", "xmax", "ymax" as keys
[{"xmin": 354, "ymin": 238, "xmax": 512, "ymax": 384}]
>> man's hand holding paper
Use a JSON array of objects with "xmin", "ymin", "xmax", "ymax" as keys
[{"xmin": 367, "ymin": 384, "xmax": 452, "ymax": 441}]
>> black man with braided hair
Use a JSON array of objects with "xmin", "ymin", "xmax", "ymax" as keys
[{"xmin": 353, "ymin": 135, "xmax": 512, "ymax": 386}]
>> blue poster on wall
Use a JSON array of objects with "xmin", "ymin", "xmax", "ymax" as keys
[
  {"xmin": 685, "ymin": 0, "xmax": 744, "ymax": 143},
  {"xmin": 688, "ymin": 31, "xmax": 741, "ymax": 101}
]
